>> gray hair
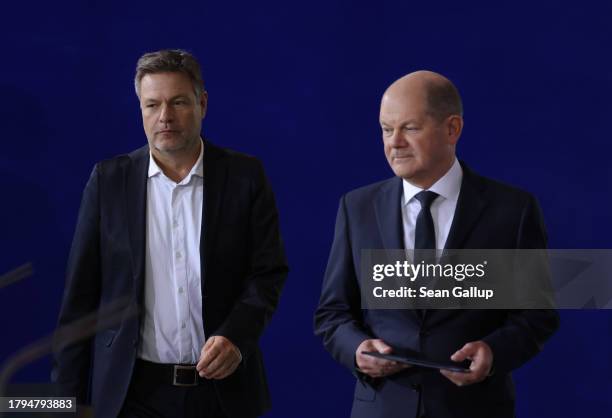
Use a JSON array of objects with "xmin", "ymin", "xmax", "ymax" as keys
[{"xmin": 134, "ymin": 49, "xmax": 205, "ymax": 98}]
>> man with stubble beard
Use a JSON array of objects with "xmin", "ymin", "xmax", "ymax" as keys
[{"xmin": 53, "ymin": 49, "xmax": 288, "ymax": 418}]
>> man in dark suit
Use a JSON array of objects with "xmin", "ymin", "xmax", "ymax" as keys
[
  {"xmin": 52, "ymin": 49, "xmax": 288, "ymax": 418},
  {"xmin": 314, "ymin": 71, "xmax": 559, "ymax": 418}
]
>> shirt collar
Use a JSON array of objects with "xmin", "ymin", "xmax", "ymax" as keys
[
  {"xmin": 402, "ymin": 158, "xmax": 463, "ymax": 205},
  {"xmin": 148, "ymin": 138, "xmax": 204, "ymax": 180}
]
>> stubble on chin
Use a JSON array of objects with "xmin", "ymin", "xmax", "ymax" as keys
[{"xmin": 152, "ymin": 134, "xmax": 186, "ymax": 153}]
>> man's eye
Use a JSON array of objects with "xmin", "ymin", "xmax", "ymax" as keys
[
  {"xmin": 404, "ymin": 127, "xmax": 417, "ymax": 131},
  {"xmin": 174, "ymin": 100, "xmax": 186, "ymax": 105},
  {"xmin": 382, "ymin": 128, "xmax": 392, "ymax": 134},
  {"xmin": 146, "ymin": 104, "xmax": 157, "ymax": 108}
]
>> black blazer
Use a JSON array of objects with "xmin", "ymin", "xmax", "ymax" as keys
[
  {"xmin": 52, "ymin": 141, "xmax": 289, "ymax": 418},
  {"xmin": 314, "ymin": 162, "xmax": 559, "ymax": 418}
]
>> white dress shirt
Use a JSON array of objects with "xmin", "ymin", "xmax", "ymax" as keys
[
  {"xmin": 138, "ymin": 140, "xmax": 205, "ymax": 364},
  {"xmin": 401, "ymin": 158, "xmax": 463, "ymax": 250}
]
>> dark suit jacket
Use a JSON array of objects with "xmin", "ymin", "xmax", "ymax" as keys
[
  {"xmin": 314, "ymin": 162, "xmax": 559, "ymax": 418},
  {"xmin": 52, "ymin": 141, "xmax": 288, "ymax": 418}
]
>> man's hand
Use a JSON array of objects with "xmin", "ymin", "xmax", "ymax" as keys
[
  {"xmin": 355, "ymin": 339, "xmax": 410, "ymax": 378},
  {"xmin": 440, "ymin": 340, "xmax": 493, "ymax": 386},
  {"xmin": 196, "ymin": 336, "xmax": 242, "ymax": 380}
]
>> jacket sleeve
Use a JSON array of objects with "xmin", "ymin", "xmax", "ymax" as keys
[
  {"xmin": 213, "ymin": 160, "xmax": 289, "ymax": 360},
  {"xmin": 314, "ymin": 195, "xmax": 372, "ymax": 373},
  {"xmin": 482, "ymin": 194, "xmax": 560, "ymax": 375},
  {"xmin": 51, "ymin": 165, "xmax": 101, "ymax": 403}
]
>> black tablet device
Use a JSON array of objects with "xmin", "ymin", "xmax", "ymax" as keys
[{"xmin": 362, "ymin": 351, "xmax": 471, "ymax": 373}]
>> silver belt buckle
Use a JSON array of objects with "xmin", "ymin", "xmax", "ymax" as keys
[{"xmin": 173, "ymin": 365, "xmax": 198, "ymax": 387}]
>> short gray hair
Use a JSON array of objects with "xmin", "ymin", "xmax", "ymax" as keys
[{"xmin": 134, "ymin": 49, "xmax": 205, "ymax": 98}]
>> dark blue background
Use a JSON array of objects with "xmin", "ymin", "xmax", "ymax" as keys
[{"xmin": 2, "ymin": 1, "xmax": 611, "ymax": 416}]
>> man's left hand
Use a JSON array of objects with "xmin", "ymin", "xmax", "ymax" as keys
[
  {"xmin": 440, "ymin": 340, "xmax": 493, "ymax": 386},
  {"xmin": 196, "ymin": 336, "xmax": 242, "ymax": 379}
]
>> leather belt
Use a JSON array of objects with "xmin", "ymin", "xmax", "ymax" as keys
[{"xmin": 134, "ymin": 359, "xmax": 212, "ymax": 387}]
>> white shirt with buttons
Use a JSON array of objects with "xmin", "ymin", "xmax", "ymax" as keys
[{"xmin": 138, "ymin": 139, "xmax": 205, "ymax": 364}]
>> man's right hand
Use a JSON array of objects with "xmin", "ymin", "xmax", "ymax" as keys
[{"xmin": 355, "ymin": 339, "xmax": 410, "ymax": 378}]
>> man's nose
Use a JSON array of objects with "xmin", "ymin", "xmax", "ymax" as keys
[
  {"xmin": 159, "ymin": 103, "xmax": 174, "ymax": 123},
  {"xmin": 388, "ymin": 129, "xmax": 405, "ymax": 146}
]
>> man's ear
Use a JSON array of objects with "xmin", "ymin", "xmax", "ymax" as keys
[
  {"xmin": 446, "ymin": 115, "xmax": 463, "ymax": 145},
  {"xmin": 200, "ymin": 90, "xmax": 209, "ymax": 119}
]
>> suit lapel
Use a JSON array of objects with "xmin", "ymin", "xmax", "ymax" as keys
[
  {"xmin": 126, "ymin": 145, "xmax": 150, "ymax": 301},
  {"xmin": 443, "ymin": 162, "xmax": 487, "ymax": 251},
  {"xmin": 201, "ymin": 141, "xmax": 228, "ymax": 293},
  {"xmin": 374, "ymin": 178, "xmax": 425, "ymax": 322},
  {"xmin": 374, "ymin": 177, "xmax": 404, "ymax": 250}
]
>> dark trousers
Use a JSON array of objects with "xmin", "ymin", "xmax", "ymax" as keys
[{"xmin": 119, "ymin": 362, "xmax": 230, "ymax": 418}]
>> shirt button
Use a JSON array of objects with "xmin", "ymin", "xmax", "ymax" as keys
[
  {"xmin": 178, "ymin": 287, "xmax": 184, "ymax": 294},
  {"xmin": 173, "ymin": 220, "xmax": 178, "ymax": 228},
  {"xmin": 181, "ymin": 322, "xmax": 186, "ymax": 329},
  {"xmin": 176, "ymin": 252, "xmax": 182, "ymax": 259}
]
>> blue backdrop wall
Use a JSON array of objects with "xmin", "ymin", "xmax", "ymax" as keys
[{"xmin": 2, "ymin": 1, "xmax": 611, "ymax": 417}]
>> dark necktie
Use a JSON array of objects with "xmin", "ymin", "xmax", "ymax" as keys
[
  {"xmin": 414, "ymin": 190, "xmax": 439, "ymax": 252},
  {"xmin": 414, "ymin": 191, "xmax": 439, "ymax": 316}
]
